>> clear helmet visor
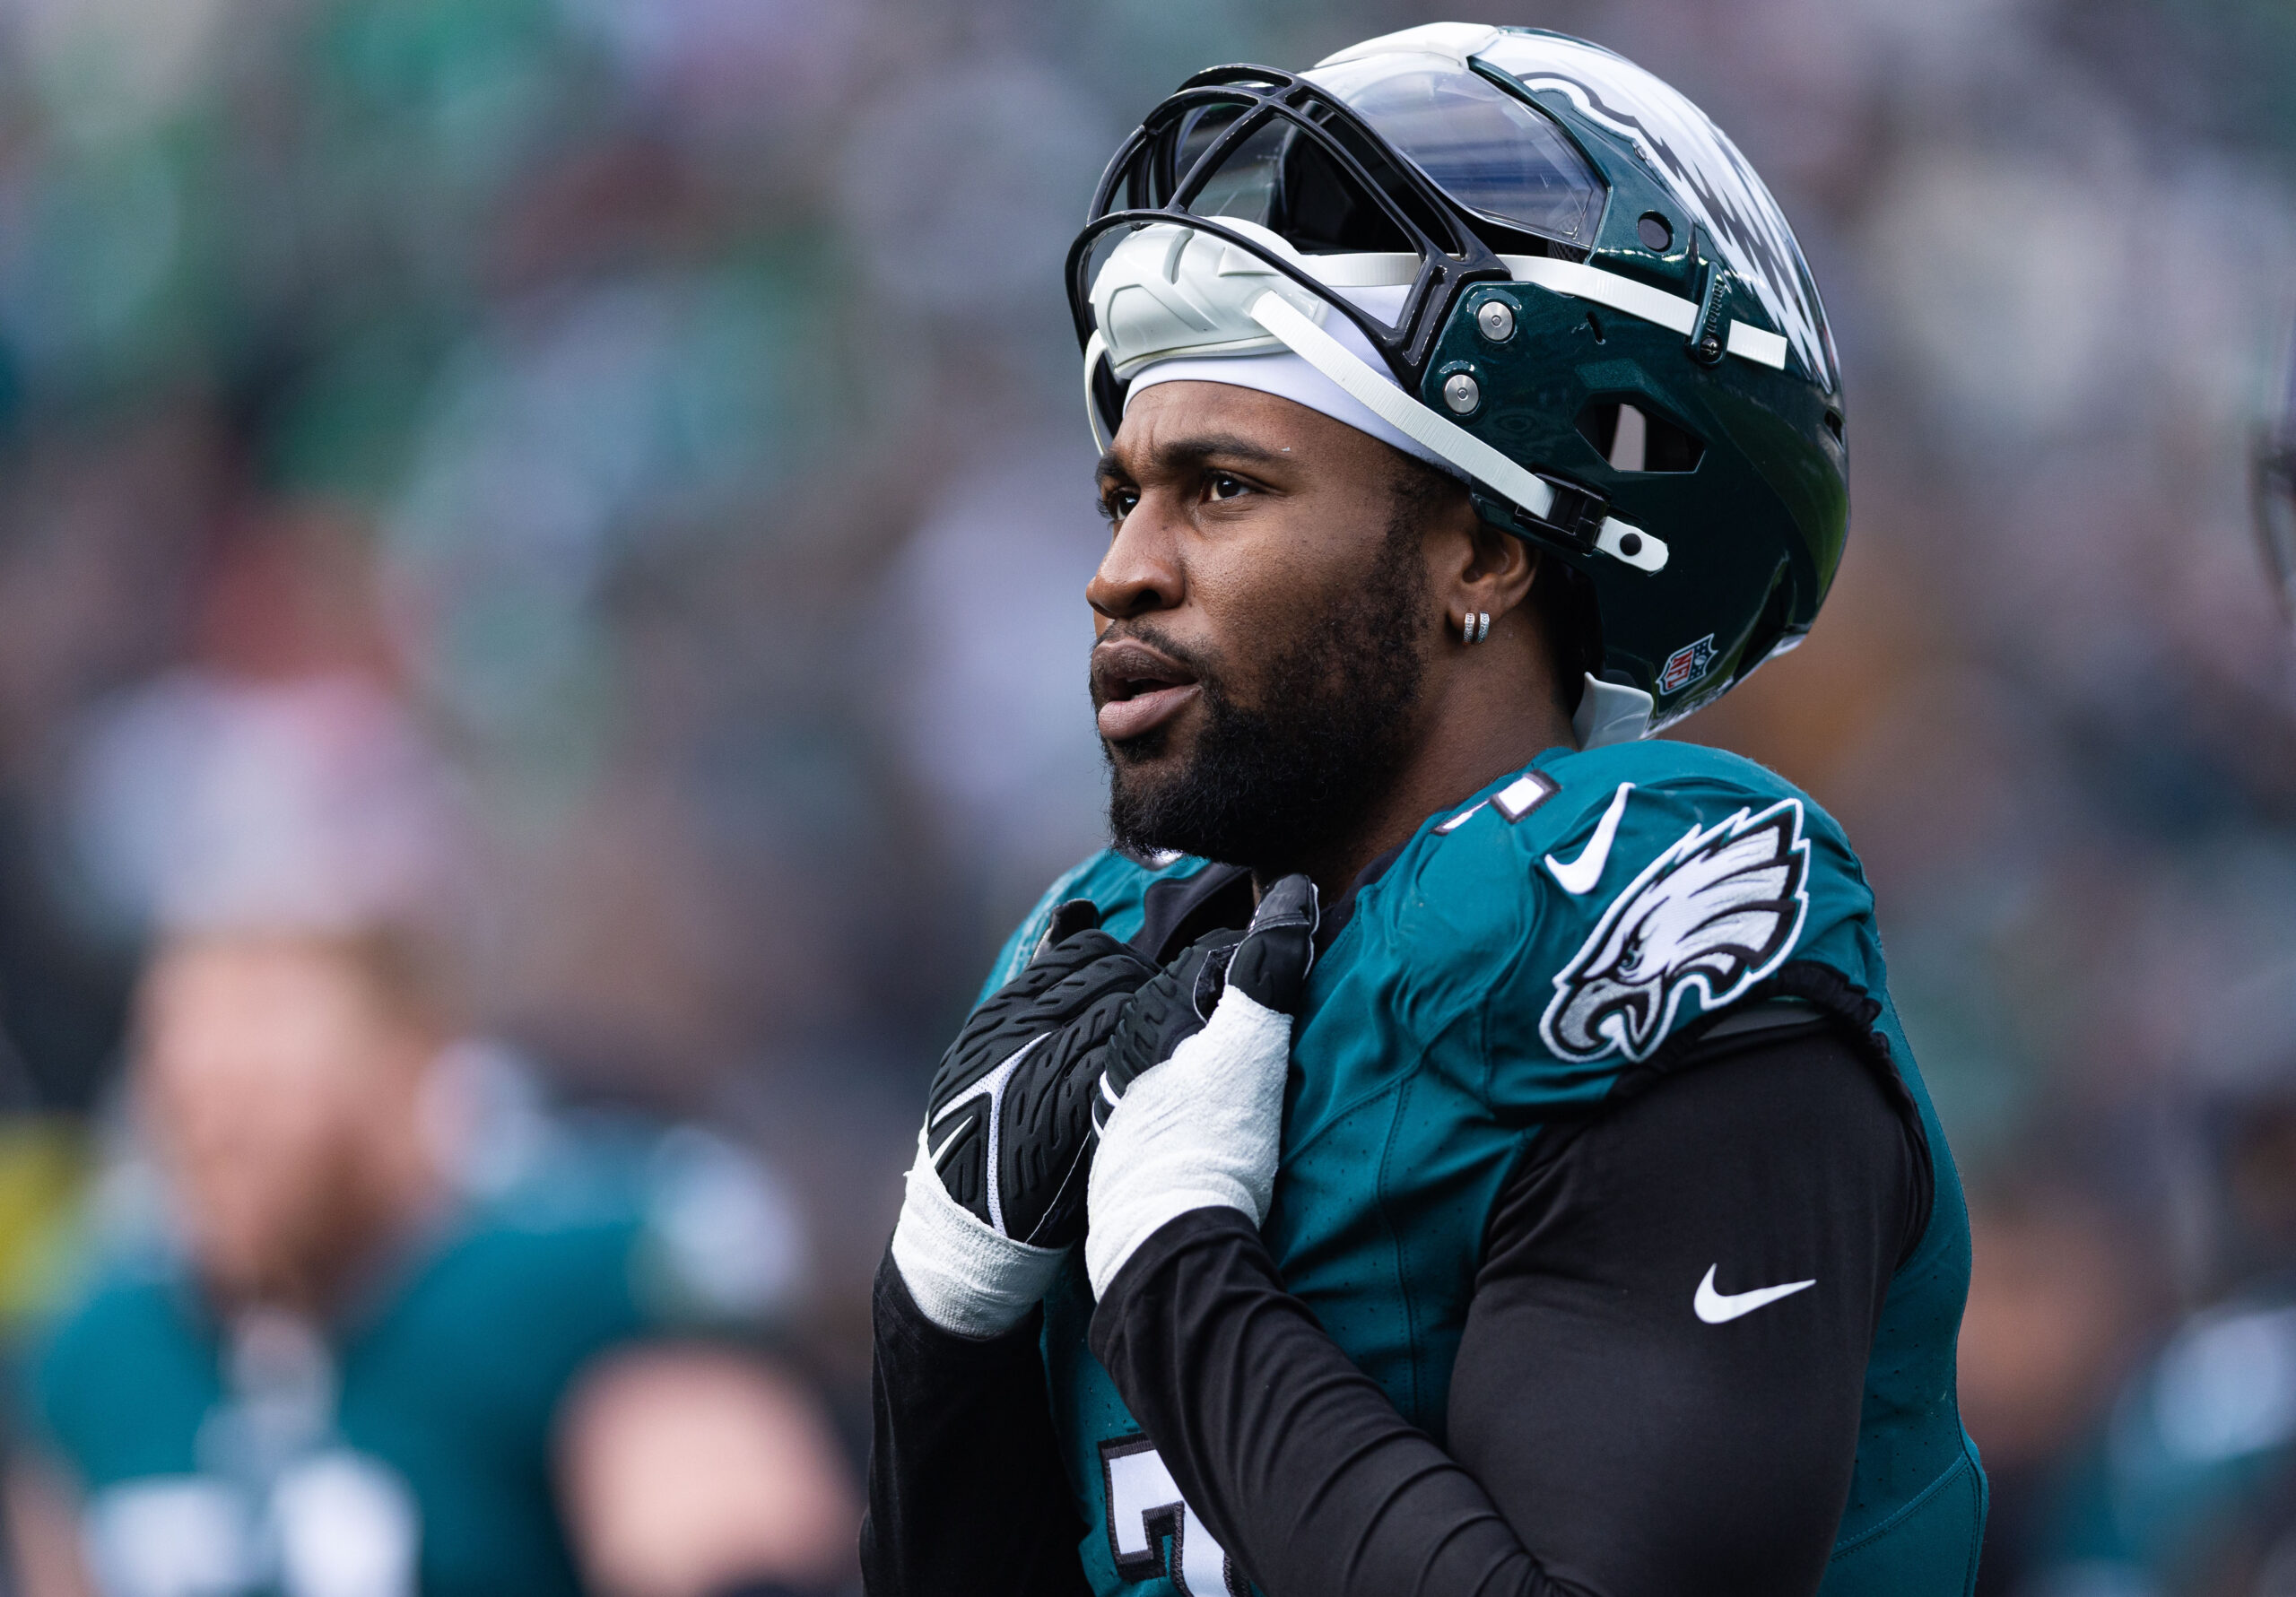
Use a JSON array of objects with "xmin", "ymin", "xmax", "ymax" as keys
[
  {"xmin": 1171, "ymin": 108, "xmax": 1413, "ymax": 255},
  {"xmin": 1115, "ymin": 57, "xmax": 1604, "ymax": 262},
  {"xmin": 1301, "ymin": 51, "xmax": 1604, "ymax": 247},
  {"xmin": 1075, "ymin": 56, "xmax": 1609, "ymax": 440},
  {"xmin": 1117, "ymin": 93, "xmax": 1431, "ymax": 264}
]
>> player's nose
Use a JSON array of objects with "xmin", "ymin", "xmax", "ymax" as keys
[{"xmin": 1087, "ymin": 508, "xmax": 1183, "ymax": 621}]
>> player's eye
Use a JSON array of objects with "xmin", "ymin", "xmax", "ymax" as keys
[
  {"xmin": 1206, "ymin": 472, "xmax": 1252, "ymax": 502},
  {"xmin": 1101, "ymin": 487, "xmax": 1140, "ymax": 524}
]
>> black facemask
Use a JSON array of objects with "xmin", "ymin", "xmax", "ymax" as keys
[{"xmin": 1100, "ymin": 508, "xmax": 1430, "ymax": 877}]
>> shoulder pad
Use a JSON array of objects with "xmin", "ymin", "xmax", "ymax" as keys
[{"xmin": 1372, "ymin": 742, "xmax": 1879, "ymax": 1102}]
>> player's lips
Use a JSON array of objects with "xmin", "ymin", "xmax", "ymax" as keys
[{"xmin": 1091, "ymin": 640, "xmax": 1202, "ymax": 743}]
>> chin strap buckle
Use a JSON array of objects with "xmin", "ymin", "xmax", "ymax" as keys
[
  {"xmin": 1534, "ymin": 475, "xmax": 1609, "ymax": 550},
  {"xmin": 1480, "ymin": 479, "xmax": 1669, "ymax": 574},
  {"xmin": 1538, "ymin": 475, "xmax": 1674, "ymax": 576}
]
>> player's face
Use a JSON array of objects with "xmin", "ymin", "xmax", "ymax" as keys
[
  {"xmin": 1088, "ymin": 381, "xmax": 1435, "ymax": 871},
  {"xmin": 136, "ymin": 938, "xmax": 429, "ymax": 1306}
]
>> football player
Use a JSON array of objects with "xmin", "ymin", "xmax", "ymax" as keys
[
  {"xmin": 12, "ymin": 924, "xmax": 857, "ymax": 1597},
  {"xmin": 865, "ymin": 24, "xmax": 1983, "ymax": 1597}
]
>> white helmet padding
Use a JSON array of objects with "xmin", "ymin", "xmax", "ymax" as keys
[
  {"xmin": 1089, "ymin": 221, "xmax": 1463, "ymax": 483},
  {"xmin": 1085, "ymin": 220, "xmax": 1666, "ymax": 578}
]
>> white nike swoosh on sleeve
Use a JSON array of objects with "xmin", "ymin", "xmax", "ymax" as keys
[
  {"xmin": 1693, "ymin": 1263, "xmax": 1816, "ymax": 1324},
  {"xmin": 1544, "ymin": 782, "xmax": 1634, "ymax": 895}
]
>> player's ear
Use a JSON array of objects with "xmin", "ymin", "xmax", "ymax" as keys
[{"xmin": 1437, "ymin": 511, "xmax": 1538, "ymax": 637}]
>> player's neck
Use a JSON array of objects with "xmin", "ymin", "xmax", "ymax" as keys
[{"xmin": 1268, "ymin": 645, "xmax": 1577, "ymax": 904}]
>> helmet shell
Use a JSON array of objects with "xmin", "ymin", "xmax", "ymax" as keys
[
  {"xmin": 1074, "ymin": 24, "xmax": 1850, "ymax": 729},
  {"xmin": 1351, "ymin": 26, "xmax": 1845, "ymax": 725}
]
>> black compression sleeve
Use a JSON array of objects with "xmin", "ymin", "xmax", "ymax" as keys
[
  {"xmin": 1087, "ymin": 1022, "xmax": 1924, "ymax": 1597},
  {"xmin": 861, "ymin": 1252, "xmax": 1089, "ymax": 1597}
]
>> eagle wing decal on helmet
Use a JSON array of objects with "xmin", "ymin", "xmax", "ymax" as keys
[
  {"xmin": 1476, "ymin": 34, "xmax": 1838, "ymax": 392},
  {"xmin": 1540, "ymin": 798, "xmax": 1811, "ymax": 1063}
]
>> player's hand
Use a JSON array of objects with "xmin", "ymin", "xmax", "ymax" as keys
[
  {"xmin": 929, "ymin": 900, "xmax": 1153, "ymax": 1245},
  {"xmin": 891, "ymin": 900, "xmax": 1155, "ymax": 1337},
  {"xmin": 1084, "ymin": 874, "xmax": 1318, "ymax": 1298}
]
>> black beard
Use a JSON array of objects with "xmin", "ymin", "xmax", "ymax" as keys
[{"xmin": 1101, "ymin": 514, "xmax": 1429, "ymax": 877}]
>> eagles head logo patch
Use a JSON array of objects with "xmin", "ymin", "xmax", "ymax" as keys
[{"xmin": 1540, "ymin": 799, "xmax": 1811, "ymax": 1063}]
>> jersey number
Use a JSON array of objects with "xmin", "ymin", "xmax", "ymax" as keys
[{"xmin": 1100, "ymin": 1437, "xmax": 1244, "ymax": 1596}]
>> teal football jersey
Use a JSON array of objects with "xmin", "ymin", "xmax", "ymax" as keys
[
  {"xmin": 986, "ymin": 740, "xmax": 1986, "ymax": 1597},
  {"xmin": 23, "ymin": 1120, "xmax": 788, "ymax": 1597}
]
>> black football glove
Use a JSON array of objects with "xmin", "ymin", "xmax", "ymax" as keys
[
  {"xmin": 1083, "ymin": 875, "xmax": 1319, "ymax": 1297},
  {"xmin": 1091, "ymin": 872, "xmax": 1319, "ymax": 1133},
  {"xmin": 925, "ymin": 899, "xmax": 1155, "ymax": 1247}
]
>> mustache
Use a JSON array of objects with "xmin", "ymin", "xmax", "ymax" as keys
[{"xmin": 1088, "ymin": 623, "xmax": 1226, "ymax": 709}]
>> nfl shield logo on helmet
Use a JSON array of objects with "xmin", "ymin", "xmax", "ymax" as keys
[{"xmin": 1658, "ymin": 635, "xmax": 1717, "ymax": 694}]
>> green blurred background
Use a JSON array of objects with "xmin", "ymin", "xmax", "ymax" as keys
[{"xmin": 0, "ymin": 1, "xmax": 2291, "ymax": 1593}]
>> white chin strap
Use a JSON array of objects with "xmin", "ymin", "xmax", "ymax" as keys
[{"xmin": 1242, "ymin": 292, "xmax": 1665, "ymax": 576}]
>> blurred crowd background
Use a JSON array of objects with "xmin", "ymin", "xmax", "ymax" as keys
[{"xmin": 0, "ymin": 0, "xmax": 2283, "ymax": 1593}]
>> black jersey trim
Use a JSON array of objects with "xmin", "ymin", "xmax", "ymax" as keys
[
  {"xmin": 1607, "ymin": 960, "xmax": 1896, "ymax": 1100},
  {"xmin": 1128, "ymin": 844, "xmax": 1411, "ymax": 964},
  {"xmin": 1133, "ymin": 865, "xmax": 1252, "ymax": 963},
  {"xmin": 1501, "ymin": 960, "xmax": 1936, "ymax": 1270}
]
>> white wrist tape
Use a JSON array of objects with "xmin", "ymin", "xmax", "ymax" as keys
[
  {"xmin": 890, "ymin": 1132, "xmax": 1065, "ymax": 1339},
  {"xmin": 1085, "ymin": 987, "xmax": 1291, "ymax": 1299}
]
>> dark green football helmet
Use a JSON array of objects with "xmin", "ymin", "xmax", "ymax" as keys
[{"xmin": 1067, "ymin": 23, "xmax": 1848, "ymax": 741}]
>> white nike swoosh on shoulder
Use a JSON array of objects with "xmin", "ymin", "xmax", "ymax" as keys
[
  {"xmin": 1544, "ymin": 782, "xmax": 1634, "ymax": 895},
  {"xmin": 1434, "ymin": 800, "xmax": 1486, "ymax": 835},
  {"xmin": 1694, "ymin": 1264, "xmax": 1815, "ymax": 1324}
]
